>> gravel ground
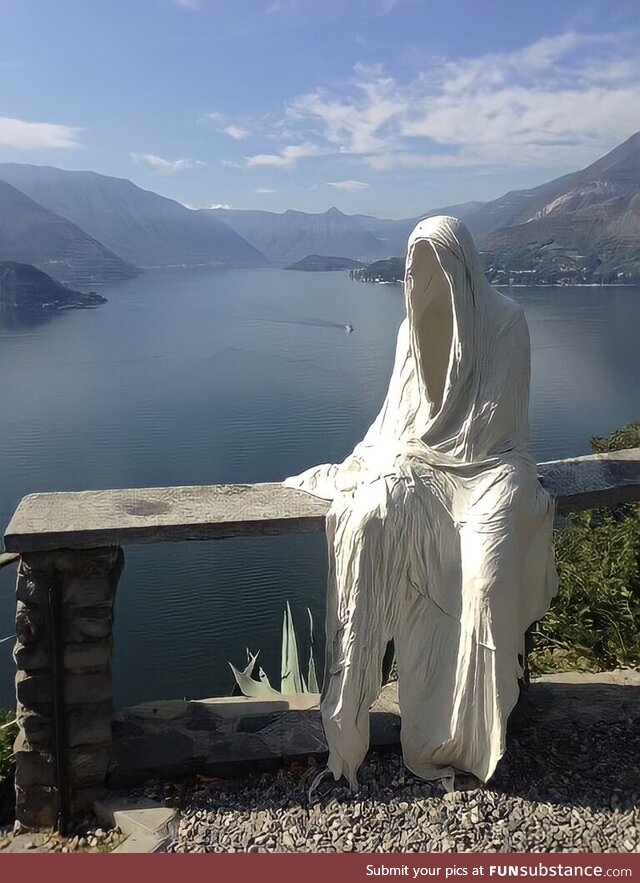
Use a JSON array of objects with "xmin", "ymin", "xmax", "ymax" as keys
[
  {"xmin": 165, "ymin": 716, "xmax": 639, "ymax": 854},
  {"xmin": 1, "ymin": 710, "xmax": 637, "ymax": 853},
  {"xmin": 0, "ymin": 821, "xmax": 124, "ymax": 853}
]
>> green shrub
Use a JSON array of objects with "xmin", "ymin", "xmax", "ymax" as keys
[
  {"xmin": 0, "ymin": 709, "xmax": 17, "ymax": 824},
  {"xmin": 590, "ymin": 422, "xmax": 640, "ymax": 454},
  {"xmin": 529, "ymin": 422, "xmax": 640, "ymax": 674}
]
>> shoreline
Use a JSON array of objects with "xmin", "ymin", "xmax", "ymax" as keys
[{"xmin": 353, "ymin": 279, "xmax": 637, "ymax": 289}]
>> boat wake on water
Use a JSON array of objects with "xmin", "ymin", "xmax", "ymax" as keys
[{"xmin": 253, "ymin": 317, "xmax": 354, "ymax": 332}]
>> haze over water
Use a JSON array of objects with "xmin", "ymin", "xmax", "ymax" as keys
[{"xmin": 1, "ymin": 269, "xmax": 638, "ymax": 708}]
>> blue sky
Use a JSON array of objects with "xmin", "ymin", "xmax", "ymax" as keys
[{"xmin": 0, "ymin": 0, "xmax": 638, "ymax": 217}]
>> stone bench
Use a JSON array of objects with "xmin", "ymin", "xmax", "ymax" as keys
[{"xmin": 2, "ymin": 449, "xmax": 640, "ymax": 831}]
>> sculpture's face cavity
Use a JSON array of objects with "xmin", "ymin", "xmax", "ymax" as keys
[{"xmin": 407, "ymin": 239, "xmax": 454, "ymax": 417}]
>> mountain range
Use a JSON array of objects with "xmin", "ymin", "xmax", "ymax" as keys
[
  {"xmin": 0, "ymin": 164, "xmax": 266, "ymax": 276},
  {"xmin": 0, "ymin": 179, "xmax": 137, "ymax": 285},
  {"xmin": 207, "ymin": 201, "xmax": 482, "ymax": 264},
  {"xmin": 466, "ymin": 131, "xmax": 640, "ymax": 282},
  {"xmin": 0, "ymin": 132, "xmax": 638, "ymax": 286}
]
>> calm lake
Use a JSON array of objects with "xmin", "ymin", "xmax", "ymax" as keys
[{"xmin": 0, "ymin": 269, "xmax": 638, "ymax": 708}]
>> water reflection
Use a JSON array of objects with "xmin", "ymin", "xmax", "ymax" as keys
[{"xmin": 0, "ymin": 307, "xmax": 63, "ymax": 331}]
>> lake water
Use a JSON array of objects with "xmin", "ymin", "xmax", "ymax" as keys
[{"xmin": 0, "ymin": 269, "xmax": 638, "ymax": 708}]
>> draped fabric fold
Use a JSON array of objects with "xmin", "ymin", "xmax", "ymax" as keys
[{"xmin": 284, "ymin": 216, "xmax": 557, "ymax": 787}]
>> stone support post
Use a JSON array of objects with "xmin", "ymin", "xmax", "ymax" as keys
[{"xmin": 13, "ymin": 546, "xmax": 123, "ymax": 832}]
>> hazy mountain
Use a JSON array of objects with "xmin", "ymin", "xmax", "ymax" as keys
[
  {"xmin": 0, "ymin": 164, "xmax": 267, "ymax": 269},
  {"xmin": 211, "ymin": 202, "xmax": 486, "ymax": 264},
  {"xmin": 206, "ymin": 206, "xmax": 390, "ymax": 264},
  {"xmin": 351, "ymin": 202, "xmax": 485, "ymax": 255},
  {"xmin": 466, "ymin": 133, "xmax": 640, "ymax": 243},
  {"xmin": 466, "ymin": 132, "xmax": 640, "ymax": 281},
  {"xmin": 0, "ymin": 261, "xmax": 107, "ymax": 309},
  {"xmin": 0, "ymin": 179, "xmax": 138, "ymax": 285}
]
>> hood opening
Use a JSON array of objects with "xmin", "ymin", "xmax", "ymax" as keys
[{"xmin": 406, "ymin": 239, "xmax": 454, "ymax": 418}]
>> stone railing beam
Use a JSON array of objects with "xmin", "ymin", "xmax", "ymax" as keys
[{"xmin": 4, "ymin": 449, "xmax": 640, "ymax": 553}]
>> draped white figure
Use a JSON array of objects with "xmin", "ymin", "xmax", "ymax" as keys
[{"xmin": 284, "ymin": 216, "xmax": 558, "ymax": 787}]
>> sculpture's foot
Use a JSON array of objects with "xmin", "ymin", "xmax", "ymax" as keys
[
  {"xmin": 307, "ymin": 767, "xmax": 336, "ymax": 803},
  {"xmin": 452, "ymin": 771, "xmax": 484, "ymax": 792}
]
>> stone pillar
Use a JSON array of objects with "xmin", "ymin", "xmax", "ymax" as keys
[{"xmin": 13, "ymin": 546, "xmax": 123, "ymax": 832}]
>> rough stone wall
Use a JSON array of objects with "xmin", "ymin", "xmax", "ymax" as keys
[{"xmin": 13, "ymin": 547, "xmax": 123, "ymax": 831}]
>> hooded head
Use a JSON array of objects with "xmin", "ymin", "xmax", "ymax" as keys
[
  {"xmin": 284, "ymin": 216, "xmax": 533, "ymax": 498},
  {"xmin": 389, "ymin": 216, "xmax": 531, "ymax": 463}
]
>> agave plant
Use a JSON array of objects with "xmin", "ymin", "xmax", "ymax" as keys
[{"xmin": 229, "ymin": 602, "xmax": 319, "ymax": 698}]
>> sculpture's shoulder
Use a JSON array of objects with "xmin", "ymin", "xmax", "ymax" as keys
[
  {"xmin": 491, "ymin": 284, "xmax": 524, "ymax": 314},
  {"xmin": 489, "ymin": 285, "xmax": 527, "ymax": 330}
]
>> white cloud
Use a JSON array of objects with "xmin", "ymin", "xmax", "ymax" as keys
[
  {"xmin": 265, "ymin": 0, "xmax": 298, "ymax": 13},
  {"xmin": 288, "ymin": 65, "xmax": 408, "ymax": 159},
  {"xmin": 394, "ymin": 34, "xmax": 640, "ymax": 168},
  {"xmin": 245, "ymin": 142, "xmax": 321, "ymax": 168},
  {"xmin": 209, "ymin": 202, "xmax": 231, "ymax": 209},
  {"xmin": 223, "ymin": 124, "xmax": 249, "ymax": 140},
  {"xmin": 132, "ymin": 153, "xmax": 206, "ymax": 173},
  {"xmin": 256, "ymin": 187, "xmax": 276, "ymax": 194},
  {"xmin": 377, "ymin": 0, "xmax": 418, "ymax": 12},
  {"xmin": 205, "ymin": 112, "xmax": 251, "ymax": 140},
  {"xmin": 327, "ymin": 179, "xmax": 370, "ymax": 191},
  {"xmin": 282, "ymin": 31, "xmax": 640, "ymax": 171},
  {"xmin": 0, "ymin": 116, "xmax": 82, "ymax": 149}
]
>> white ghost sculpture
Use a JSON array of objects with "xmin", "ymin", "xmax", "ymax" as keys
[{"xmin": 284, "ymin": 216, "xmax": 558, "ymax": 787}]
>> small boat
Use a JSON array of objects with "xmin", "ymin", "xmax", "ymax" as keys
[{"xmin": 344, "ymin": 324, "xmax": 354, "ymax": 333}]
